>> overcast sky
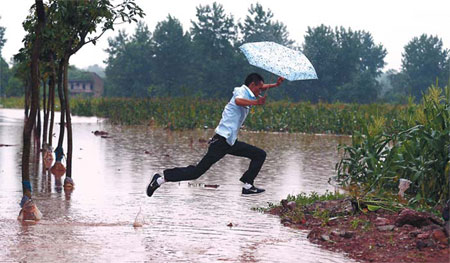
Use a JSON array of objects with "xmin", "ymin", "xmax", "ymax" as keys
[{"xmin": 1, "ymin": 0, "xmax": 449, "ymax": 72}]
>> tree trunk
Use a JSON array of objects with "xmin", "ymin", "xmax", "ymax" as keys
[
  {"xmin": 22, "ymin": 0, "xmax": 45, "ymax": 199},
  {"xmin": 34, "ymin": 93, "xmax": 41, "ymax": 160},
  {"xmin": 42, "ymin": 78, "xmax": 48, "ymax": 146},
  {"xmin": 63, "ymin": 58, "xmax": 73, "ymax": 178},
  {"xmin": 24, "ymin": 80, "xmax": 30, "ymax": 120},
  {"xmin": 55, "ymin": 59, "xmax": 66, "ymax": 162},
  {"xmin": 48, "ymin": 60, "xmax": 56, "ymax": 147}
]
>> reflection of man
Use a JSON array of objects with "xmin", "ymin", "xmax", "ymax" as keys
[{"xmin": 147, "ymin": 73, "xmax": 284, "ymax": 196}]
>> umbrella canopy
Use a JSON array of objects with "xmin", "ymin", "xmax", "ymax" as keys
[{"xmin": 239, "ymin": 41, "xmax": 318, "ymax": 81}]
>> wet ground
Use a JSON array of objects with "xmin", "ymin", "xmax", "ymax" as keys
[{"xmin": 0, "ymin": 108, "xmax": 355, "ymax": 262}]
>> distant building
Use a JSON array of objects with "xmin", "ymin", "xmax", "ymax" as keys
[{"xmin": 68, "ymin": 72, "xmax": 104, "ymax": 97}]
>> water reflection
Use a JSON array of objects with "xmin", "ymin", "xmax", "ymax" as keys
[{"xmin": 0, "ymin": 108, "xmax": 353, "ymax": 262}]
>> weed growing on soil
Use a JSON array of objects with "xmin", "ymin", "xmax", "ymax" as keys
[
  {"xmin": 286, "ymin": 190, "xmax": 345, "ymax": 206},
  {"xmin": 313, "ymin": 209, "xmax": 330, "ymax": 226},
  {"xmin": 350, "ymin": 218, "xmax": 371, "ymax": 231},
  {"xmin": 281, "ymin": 207, "xmax": 305, "ymax": 224}
]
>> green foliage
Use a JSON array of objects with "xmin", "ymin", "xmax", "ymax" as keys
[
  {"xmin": 0, "ymin": 18, "xmax": 5, "ymax": 54},
  {"xmin": 281, "ymin": 207, "xmax": 306, "ymax": 224},
  {"xmin": 302, "ymin": 25, "xmax": 386, "ymax": 103},
  {"xmin": 103, "ymin": 3, "xmax": 394, "ymax": 103},
  {"xmin": 70, "ymin": 97, "xmax": 223, "ymax": 128},
  {"xmin": 0, "ymin": 57, "xmax": 9, "ymax": 96},
  {"xmin": 285, "ymin": 190, "xmax": 345, "ymax": 206},
  {"xmin": 350, "ymin": 218, "xmax": 372, "ymax": 231},
  {"xmin": 68, "ymin": 97, "xmax": 408, "ymax": 134},
  {"xmin": 151, "ymin": 15, "xmax": 193, "ymax": 97},
  {"xmin": 380, "ymin": 70, "xmax": 410, "ymax": 103},
  {"xmin": 0, "ymin": 96, "xmax": 23, "ymax": 108},
  {"xmin": 313, "ymin": 208, "xmax": 331, "ymax": 226},
  {"xmin": 68, "ymin": 66, "xmax": 93, "ymax": 81},
  {"xmin": 5, "ymin": 76, "xmax": 24, "ymax": 97},
  {"xmin": 335, "ymin": 85, "xmax": 450, "ymax": 207},
  {"xmin": 100, "ymin": 3, "xmax": 449, "ymax": 104},
  {"xmin": 189, "ymin": 2, "xmax": 241, "ymax": 98},
  {"xmin": 104, "ymin": 23, "xmax": 153, "ymax": 97},
  {"xmin": 238, "ymin": 3, "xmax": 293, "ymax": 46},
  {"xmin": 402, "ymin": 34, "xmax": 449, "ymax": 101}
]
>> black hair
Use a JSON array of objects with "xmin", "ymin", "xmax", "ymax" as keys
[{"xmin": 244, "ymin": 73, "xmax": 264, "ymax": 86}]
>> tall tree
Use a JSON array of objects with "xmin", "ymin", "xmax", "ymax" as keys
[
  {"xmin": 402, "ymin": 34, "xmax": 449, "ymax": 100},
  {"xmin": 16, "ymin": 0, "xmax": 144, "ymax": 191},
  {"xmin": 104, "ymin": 30, "xmax": 128, "ymax": 96},
  {"xmin": 238, "ymin": 3, "xmax": 293, "ymax": 46},
  {"xmin": 152, "ymin": 15, "xmax": 192, "ymax": 97},
  {"xmin": 20, "ymin": 0, "xmax": 46, "ymax": 209},
  {"xmin": 302, "ymin": 25, "xmax": 386, "ymax": 103},
  {"xmin": 190, "ymin": 2, "xmax": 239, "ymax": 97},
  {"xmin": 45, "ymin": 0, "xmax": 144, "ymax": 185},
  {"xmin": 382, "ymin": 69, "xmax": 410, "ymax": 103},
  {"xmin": 302, "ymin": 25, "xmax": 339, "ymax": 101},
  {"xmin": 333, "ymin": 27, "xmax": 386, "ymax": 102},
  {"xmin": 105, "ymin": 23, "xmax": 153, "ymax": 97}
]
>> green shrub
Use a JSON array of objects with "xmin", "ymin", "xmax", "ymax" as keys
[{"xmin": 335, "ymin": 85, "xmax": 449, "ymax": 207}]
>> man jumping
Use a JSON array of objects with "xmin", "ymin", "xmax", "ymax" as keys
[{"xmin": 147, "ymin": 73, "xmax": 284, "ymax": 196}]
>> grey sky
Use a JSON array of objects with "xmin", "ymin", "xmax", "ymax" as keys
[{"xmin": 1, "ymin": 0, "xmax": 449, "ymax": 71}]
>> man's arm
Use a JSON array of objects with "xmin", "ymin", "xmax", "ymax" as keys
[
  {"xmin": 235, "ymin": 95, "xmax": 266, "ymax": 107},
  {"xmin": 262, "ymin": 77, "xmax": 284, "ymax": 90}
]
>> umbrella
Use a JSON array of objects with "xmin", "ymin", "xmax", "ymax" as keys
[{"xmin": 239, "ymin": 41, "xmax": 318, "ymax": 81}]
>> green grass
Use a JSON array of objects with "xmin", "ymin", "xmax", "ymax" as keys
[
  {"xmin": 66, "ymin": 97, "xmax": 413, "ymax": 136},
  {"xmin": 0, "ymin": 97, "xmax": 24, "ymax": 108},
  {"xmin": 285, "ymin": 190, "xmax": 346, "ymax": 206}
]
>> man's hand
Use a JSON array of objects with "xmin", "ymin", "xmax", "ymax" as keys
[
  {"xmin": 262, "ymin": 77, "xmax": 285, "ymax": 90},
  {"xmin": 276, "ymin": 77, "xmax": 285, "ymax": 86},
  {"xmin": 256, "ymin": 95, "xmax": 267, "ymax": 105}
]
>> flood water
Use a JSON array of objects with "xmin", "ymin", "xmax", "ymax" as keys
[{"xmin": 0, "ymin": 108, "xmax": 354, "ymax": 262}]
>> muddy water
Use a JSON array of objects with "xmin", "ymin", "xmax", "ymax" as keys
[{"xmin": 0, "ymin": 108, "xmax": 354, "ymax": 262}]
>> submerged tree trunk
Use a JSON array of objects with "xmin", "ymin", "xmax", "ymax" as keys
[
  {"xmin": 21, "ymin": 0, "xmax": 45, "ymax": 199},
  {"xmin": 63, "ymin": 58, "xmax": 73, "ymax": 178},
  {"xmin": 34, "ymin": 92, "xmax": 41, "ymax": 160},
  {"xmin": 48, "ymin": 59, "xmax": 56, "ymax": 147},
  {"xmin": 55, "ymin": 59, "xmax": 66, "ymax": 162},
  {"xmin": 42, "ymin": 78, "xmax": 48, "ymax": 146}
]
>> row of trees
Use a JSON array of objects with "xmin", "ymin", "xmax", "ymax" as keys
[
  {"xmin": 103, "ymin": 2, "xmax": 449, "ymax": 102},
  {"xmin": 1, "ymin": 3, "xmax": 449, "ymax": 103}
]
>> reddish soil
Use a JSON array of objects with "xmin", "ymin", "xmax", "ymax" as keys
[{"xmin": 268, "ymin": 199, "xmax": 449, "ymax": 263}]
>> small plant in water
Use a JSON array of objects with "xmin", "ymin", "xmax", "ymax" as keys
[{"xmin": 252, "ymin": 201, "xmax": 276, "ymax": 213}]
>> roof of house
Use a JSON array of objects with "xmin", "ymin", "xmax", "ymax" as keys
[{"xmin": 69, "ymin": 72, "xmax": 103, "ymax": 82}]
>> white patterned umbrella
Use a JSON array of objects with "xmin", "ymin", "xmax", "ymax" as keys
[{"xmin": 239, "ymin": 41, "xmax": 318, "ymax": 81}]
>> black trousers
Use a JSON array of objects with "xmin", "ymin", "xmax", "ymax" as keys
[{"xmin": 163, "ymin": 134, "xmax": 266, "ymax": 185}]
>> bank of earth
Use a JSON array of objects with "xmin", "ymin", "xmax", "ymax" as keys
[{"xmin": 268, "ymin": 199, "xmax": 449, "ymax": 263}]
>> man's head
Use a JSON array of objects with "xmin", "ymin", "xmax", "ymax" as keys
[{"xmin": 245, "ymin": 73, "xmax": 264, "ymax": 96}]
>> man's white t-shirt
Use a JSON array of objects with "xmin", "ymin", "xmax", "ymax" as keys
[{"xmin": 215, "ymin": 84, "xmax": 256, "ymax": 146}]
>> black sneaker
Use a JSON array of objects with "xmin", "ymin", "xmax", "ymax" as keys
[
  {"xmin": 242, "ymin": 185, "xmax": 265, "ymax": 195},
  {"xmin": 147, "ymin": 174, "xmax": 162, "ymax": 197}
]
